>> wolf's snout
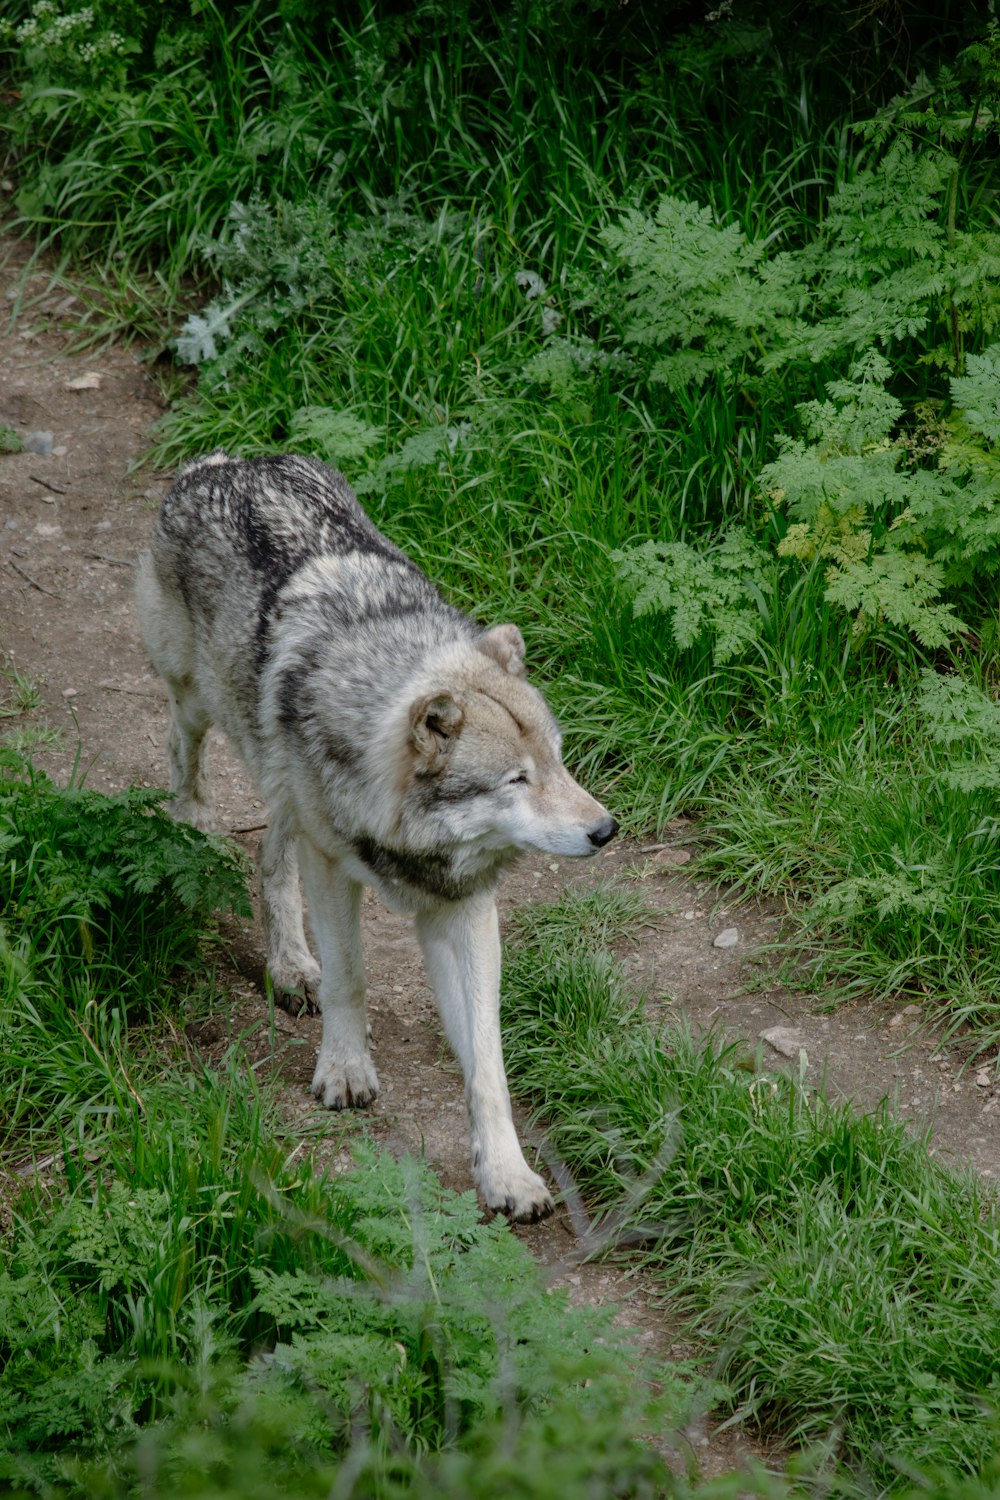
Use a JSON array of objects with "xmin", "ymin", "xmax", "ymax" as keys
[{"xmin": 587, "ymin": 815, "xmax": 619, "ymax": 849}]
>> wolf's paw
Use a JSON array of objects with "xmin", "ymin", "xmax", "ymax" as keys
[
  {"xmin": 478, "ymin": 1159, "xmax": 554, "ymax": 1224},
  {"xmin": 171, "ymin": 798, "xmax": 215, "ymax": 833},
  {"xmin": 269, "ymin": 956, "xmax": 322, "ymax": 1018},
  {"xmin": 311, "ymin": 1053, "xmax": 379, "ymax": 1110}
]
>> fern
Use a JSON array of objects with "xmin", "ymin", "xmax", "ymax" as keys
[
  {"xmin": 949, "ymin": 345, "xmax": 1000, "ymax": 443},
  {"xmin": 0, "ymin": 1144, "xmax": 656, "ymax": 1488},
  {"xmin": 918, "ymin": 668, "xmax": 1000, "ymax": 791},
  {"xmin": 286, "ymin": 406, "xmax": 384, "ymax": 466},
  {"xmin": 765, "ymin": 347, "xmax": 1000, "ymax": 646},
  {"xmin": 613, "ymin": 530, "xmax": 772, "ymax": 664},
  {"xmin": 0, "ymin": 750, "xmax": 249, "ymax": 1011},
  {"xmin": 598, "ymin": 196, "xmax": 801, "ymax": 391},
  {"xmin": 823, "ymin": 551, "xmax": 963, "ymax": 649}
]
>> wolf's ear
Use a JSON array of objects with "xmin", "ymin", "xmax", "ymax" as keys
[
  {"xmin": 410, "ymin": 692, "xmax": 465, "ymax": 769},
  {"xmin": 478, "ymin": 623, "xmax": 526, "ymax": 676}
]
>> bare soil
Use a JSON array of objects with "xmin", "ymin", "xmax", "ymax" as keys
[{"xmin": 2, "ymin": 242, "xmax": 996, "ymax": 1479}]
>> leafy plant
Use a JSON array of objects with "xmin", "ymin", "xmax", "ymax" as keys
[
  {"xmin": 614, "ymin": 530, "xmax": 773, "ymax": 664},
  {"xmin": 0, "ymin": 748, "xmax": 249, "ymax": 1001}
]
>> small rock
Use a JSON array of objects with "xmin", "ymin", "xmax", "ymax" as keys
[
  {"xmin": 24, "ymin": 430, "xmax": 54, "ymax": 455},
  {"xmin": 52, "ymin": 444, "xmax": 68, "ymax": 457},
  {"xmin": 975, "ymin": 1069, "xmax": 993, "ymax": 1089},
  {"xmin": 65, "ymin": 372, "xmax": 102, "ymax": 391},
  {"xmin": 683, "ymin": 910, "xmax": 696, "ymax": 921},
  {"xmin": 760, "ymin": 1026, "xmax": 807, "ymax": 1062},
  {"xmin": 655, "ymin": 847, "xmax": 692, "ymax": 867},
  {"xmin": 713, "ymin": 927, "xmax": 739, "ymax": 949},
  {"xmin": 34, "ymin": 522, "xmax": 61, "ymax": 538},
  {"xmin": 61, "ymin": 688, "xmax": 77, "ymax": 699}
]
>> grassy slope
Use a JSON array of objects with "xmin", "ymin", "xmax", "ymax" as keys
[{"xmin": 501, "ymin": 885, "xmax": 1000, "ymax": 1496}]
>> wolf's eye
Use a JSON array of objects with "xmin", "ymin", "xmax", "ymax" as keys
[{"xmin": 507, "ymin": 772, "xmax": 529, "ymax": 786}]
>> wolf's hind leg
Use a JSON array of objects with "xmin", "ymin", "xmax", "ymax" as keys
[
  {"xmin": 261, "ymin": 814, "xmax": 322, "ymax": 1017},
  {"xmin": 298, "ymin": 838, "xmax": 378, "ymax": 1109},
  {"xmin": 136, "ymin": 550, "xmax": 215, "ymax": 831},
  {"xmin": 415, "ymin": 894, "xmax": 553, "ymax": 1223},
  {"xmin": 164, "ymin": 682, "xmax": 215, "ymax": 831}
]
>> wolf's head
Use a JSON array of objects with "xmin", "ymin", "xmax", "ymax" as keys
[{"xmin": 404, "ymin": 624, "xmax": 618, "ymax": 858}]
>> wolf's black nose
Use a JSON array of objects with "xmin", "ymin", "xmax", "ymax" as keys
[{"xmin": 588, "ymin": 815, "xmax": 619, "ymax": 849}]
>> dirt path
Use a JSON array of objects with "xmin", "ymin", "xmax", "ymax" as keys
[{"xmin": 2, "ymin": 242, "xmax": 996, "ymax": 1475}]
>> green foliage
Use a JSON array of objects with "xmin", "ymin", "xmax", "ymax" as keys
[
  {"xmin": 0, "ymin": 1065, "xmax": 674, "ymax": 1494},
  {"xmin": 764, "ymin": 346, "xmax": 1000, "ymax": 647},
  {"xmin": 614, "ymin": 530, "xmax": 773, "ymax": 664},
  {"xmin": 0, "ymin": 748, "xmax": 248, "ymax": 1006},
  {"xmin": 0, "ymin": 1, "xmax": 137, "ymax": 90},
  {"xmin": 0, "ymin": 656, "xmax": 39, "ymax": 717},
  {"xmin": 596, "ymin": 196, "xmax": 801, "ymax": 392},
  {"xmin": 918, "ymin": 667, "xmax": 1000, "ymax": 790},
  {"xmin": 0, "ymin": 752, "xmax": 250, "ymax": 1144},
  {"xmin": 697, "ymin": 673, "xmax": 1000, "ymax": 1040}
]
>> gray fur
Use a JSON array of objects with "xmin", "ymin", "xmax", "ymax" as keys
[{"xmin": 136, "ymin": 451, "xmax": 618, "ymax": 1220}]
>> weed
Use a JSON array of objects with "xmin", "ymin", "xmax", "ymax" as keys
[{"xmin": 0, "ymin": 657, "xmax": 40, "ymax": 717}]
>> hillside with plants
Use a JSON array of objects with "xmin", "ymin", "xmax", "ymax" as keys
[{"xmin": 5, "ymin": 0, "xmax": 1000, "ymax": 1495}]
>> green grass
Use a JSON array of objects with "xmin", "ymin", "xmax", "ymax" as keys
[{"xmin": 501, "ymin": 884, "xmax": 1000, "ymax": 1495}]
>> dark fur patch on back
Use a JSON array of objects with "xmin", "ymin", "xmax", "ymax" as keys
[{"xmin": 160, "ymin": 454, "xmax": 432, "ymax": 667}]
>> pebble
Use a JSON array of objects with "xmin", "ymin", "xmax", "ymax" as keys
[
  {"xmin": 975, "ymin": 1069, "xmax": 993, "ymax": 1089},
  {"xmin": 61, "ymin": 688, "xmax": 77, "ymax": 699},
  {"xmin": 52, "ymin": 444, "xmax": 67, "ymax": 457},
  {"xmin": 24, "ymin": 430, "xmax": 54, "ymax": 455},
  {"xmin": 760, "ymin": 1026, "xmax": 807, "ymax": 1062},
  {"xmin": 713, "ymin": 927, "xmax": 739, "ymax": 948},
  {"xmin": 655, "ymin": 846, "xmax": 692, "ymax": 867}
]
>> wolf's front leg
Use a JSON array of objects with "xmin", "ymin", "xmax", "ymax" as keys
[
  {"xmin": 415, "ymin": 894, "xmax": 553, "ymax": 1222},
  {"xmin": 297, "ymin": 838, "xmax": 378, "ymax": 1109}
]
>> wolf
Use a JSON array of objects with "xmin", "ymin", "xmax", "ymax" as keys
[{"xmin": 135, "ymin": 452, "xmax": 618, "ymax": 1221}]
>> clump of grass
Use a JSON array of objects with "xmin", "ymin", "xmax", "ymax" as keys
[
  {"xmin": 0, "ymin": 656, "xmax": 39, "ymax": 717},
  {"xmin": 695, "ymin": 676, "xmax": 1000, "ymax": 1049},
  {"xmin": 501, "ymin": 883, "xmax": 1000, "ymax": 1494}
]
